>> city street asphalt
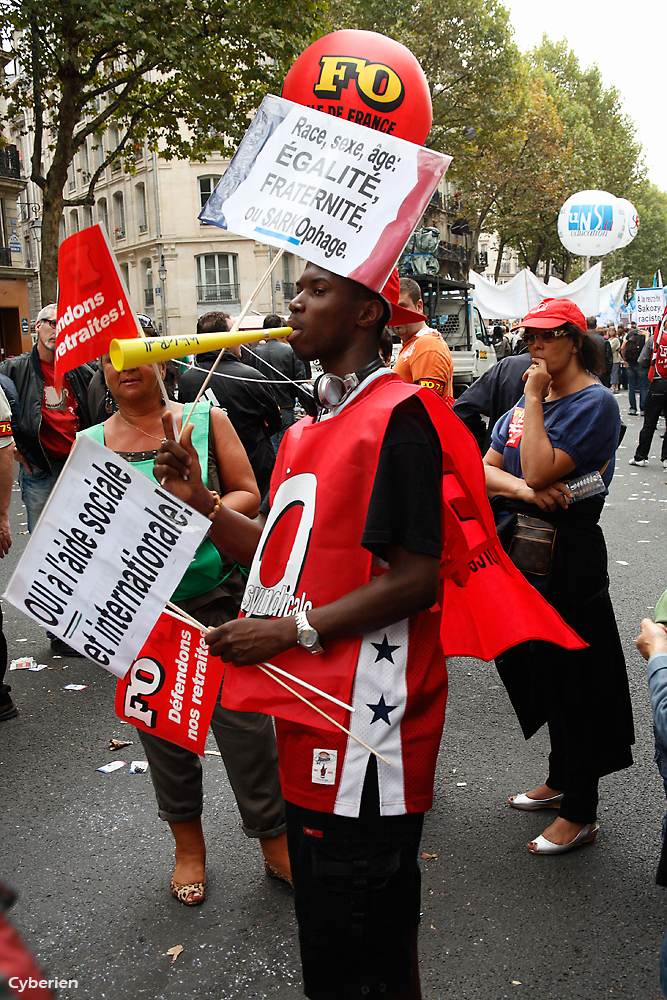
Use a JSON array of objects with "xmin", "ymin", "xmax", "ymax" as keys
[{"xmin": 1, "ymin": 390, "xmax": 666, "ymax": 1000}]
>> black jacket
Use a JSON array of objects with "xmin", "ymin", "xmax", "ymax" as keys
[
  {"xmin": 242, "ymin": 340, "xmax": 307, "ymax": 410},
  {"xmin": 0, "ymin": 345, "xmax": 94, "ymax": 472},
  {"xmin": 452, "ymin": 353, "xmax": 532, "ymax": 453},
  {"xmin": 177, "ymin": 351, "xmax": 280, "ymax": 496}
]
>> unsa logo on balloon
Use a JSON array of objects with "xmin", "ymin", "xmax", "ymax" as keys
[{"xmin": 567, "ymin": 203, "xmax": 613, "ymax": 233}]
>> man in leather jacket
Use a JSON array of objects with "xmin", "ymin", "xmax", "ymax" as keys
[
  {"xmin": 0, "ymin": 304, "xmax": 93, "ymax": 655},
  {"xmin": 0, "ymin": 303, "xmax": 94, "ymax": 527}
]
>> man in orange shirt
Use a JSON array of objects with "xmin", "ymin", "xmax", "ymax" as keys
[{"xmin": 392, "ymin": 277, "xmax": 453, "ymax": 401}]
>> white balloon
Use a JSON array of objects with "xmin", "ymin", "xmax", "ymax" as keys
[
  {"xmin": 614, "ymin": 197, "xmax": 639, "ymax": 249},
  {"xmin": 558, "ymin": 190, "xmax": 627, "ymax": 257}
]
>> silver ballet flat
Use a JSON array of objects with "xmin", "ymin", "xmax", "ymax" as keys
[
  {"xmin": 528, "ymin": 821, "xmax": 599, "ymax": 855},
  {"xmin": 509, "ymin": 791, "xmax": 564, "ymax": 810}
]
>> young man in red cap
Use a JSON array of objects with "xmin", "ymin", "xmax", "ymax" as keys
[{"xmin": 156, "ymin": 261, "xmax": 449, "ymax": 1000}]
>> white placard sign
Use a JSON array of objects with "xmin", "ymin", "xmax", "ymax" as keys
[
  {"xmin": 199, "ymin": 94, "xmax": 451, "ymax": 292},
  {"xmin": 635, "ymin": 287, "xmax": 665, "ymax": 328},
  {"xmin": 5, "ymin": 435, "xmax": 209, "ymax": 677}
]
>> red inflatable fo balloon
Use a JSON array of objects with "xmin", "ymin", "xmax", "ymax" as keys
[{"xmin": 282, "ymin": 30, "xmax": 432, "ymax": 146}]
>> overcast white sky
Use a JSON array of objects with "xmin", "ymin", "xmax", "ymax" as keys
[{"xmin": 502, "ymin": 0, "xmax": 665, "ymax": 193}]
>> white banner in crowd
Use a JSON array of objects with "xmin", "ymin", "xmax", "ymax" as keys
[
  {"xmin": 4, "ymin": 435, "xmax": 209, "ymax": 677},
  {"xmin": 635, "ymin": 287, "xmax": 665, "ymax": 328},
  {"xmin": 469, "ymin": 263, "xmax": 602, "ymax": 320},
  {"xmin": 199, "ymin": 94, "xmax": 451, "ymax": 292}
]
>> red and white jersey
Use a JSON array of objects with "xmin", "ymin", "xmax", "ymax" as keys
[
  {"xmin": 222, "ymin": 373, "xmax": 449, "ymax": 817},
  {"xmin": 276, "ymin": 580, "xmax": 448, "ymax": 818}
]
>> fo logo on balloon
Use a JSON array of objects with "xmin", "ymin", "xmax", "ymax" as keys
[
  {"xmin": 313, "ymin": 57, "xmax": 405, "ymax": 113},
  {"xmin": 282, "ymin": 29, "xmax": 432, "ymax": 145}
]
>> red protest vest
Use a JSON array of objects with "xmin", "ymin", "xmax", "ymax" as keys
[
  {"xmin": 649, "ymin": 305, "xmax": 667, "ymax": 381},
  {"xmin": 220, "ymin": 373, "xmax": 584, "ymax": 733},
  {"xmin": 223, "ymin": 375, "xmax": 408, "ymax": 731}
]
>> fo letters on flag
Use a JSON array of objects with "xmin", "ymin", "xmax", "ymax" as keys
[{"xmin": 115, "ymin": 611, "xmax": 223, "ymax": 754}]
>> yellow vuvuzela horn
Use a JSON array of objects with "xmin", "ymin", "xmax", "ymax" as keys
[{"xmin": 109, "ymin": 326, "xmax": 293, "ymax": 371}]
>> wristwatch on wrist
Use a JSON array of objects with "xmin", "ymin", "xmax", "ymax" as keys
[{"xmin": 294, "ymin": 611, "xmax": 324, "ymax": 655}]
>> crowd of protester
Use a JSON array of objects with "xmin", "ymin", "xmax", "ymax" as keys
[{"xmin": 1, "ymin": 286, "xmax": 667, "ymax": 999}]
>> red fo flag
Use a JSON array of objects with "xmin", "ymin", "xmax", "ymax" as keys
[
  {"xmin": 115, "ymin": 610, "xmax": 223, "ymax": 754},
  {"xmin": 55, "ymin": 223, "xmax": 139, "ymax": 388}
]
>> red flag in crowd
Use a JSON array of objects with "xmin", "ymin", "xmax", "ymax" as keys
[
  {"xmin": 55, "ymin": 223, "xmax": 139, "ymax": 388},
  {"xmin": 648, "ymin": 303, "xmax": 667, "ymax": 381},
  {"xmin": 115, "ymin": 610, "xmax": 224, "ymax": 755}
]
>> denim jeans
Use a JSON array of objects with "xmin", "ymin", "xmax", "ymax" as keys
[
  {"xmin": 627, "ymin": 363, "xmax": 649, "ymax": 412},
  {"xmin": 18, "ymin": 458, "xmax": 66, "ymax": 533}
]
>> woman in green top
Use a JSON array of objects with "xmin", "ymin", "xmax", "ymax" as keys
[{"xmin": 82, "ymin": 355, "xmax": 290, "ymax": 905}]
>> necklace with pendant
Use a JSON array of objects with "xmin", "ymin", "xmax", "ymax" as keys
[{"xmin": 116, "ymin": 409, "xmax": 166, "ymax": 443}]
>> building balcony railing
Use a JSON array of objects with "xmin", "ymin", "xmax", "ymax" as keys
[
  {"xmin": 114, "ymin": 228, "xmax": 125, "ymax": 239},
  {"xmin": 197, "ymin": 282, "xmax": 240, "ymax": 303},
  {"xmin": 435, "ymin": 242, "xmax": 470, "ymax": 263},
  {"xmin": 0, "ymin": 247, "xmax": 12, "ymax": 266},
  {"xmin": 144, "ymin": 288, "xmax": 154, "ymax": 307},
  {"xmin": 0, "ymin": 145, "xmax": 21, "ymax": 179},
  {"xmin": 282, "ymin": 281, "xmax": 295, "ymax": 301},
  {"xmin": 139, "ymin": 223, "xmax": 148, "ymax": 233}
]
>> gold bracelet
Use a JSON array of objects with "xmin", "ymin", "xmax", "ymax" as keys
[{"xmin": 208, "ymin": 490, "xmax": 222, "ymax": 521}]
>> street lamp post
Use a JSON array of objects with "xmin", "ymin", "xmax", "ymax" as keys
[{"xmin": 157, "ymin": 257, "xmax": 167, "ymax": 336}]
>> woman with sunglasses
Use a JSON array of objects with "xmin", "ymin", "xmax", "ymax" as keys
[{"xmin": 483, "ymin": 298, "xmax": 634, "ymax": 855}]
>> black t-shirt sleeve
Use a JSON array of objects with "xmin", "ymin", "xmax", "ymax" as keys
[
  {"xmin": 259, "ymin": 396, "xmax": 443, "ymax": 559},
  {"xmin": 362, "ymin": 395, "xmax": 442, "ymax": 560}
]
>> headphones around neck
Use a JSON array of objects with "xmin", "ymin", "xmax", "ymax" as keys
[{"xmin": 313, "ymin": 357, "xmax": 384, "ymax": 410}]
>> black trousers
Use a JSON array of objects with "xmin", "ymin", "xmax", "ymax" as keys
[
  {"xmin": 545, "ymin": 718, "xmax": 599, "ymax": 823},
  {"xmin": 635, "ymin": 377, "xmax": 667, "ymax": 462},
  {"xmin": 0, "ymin": 603, "xmax": 8, "ymax": 702}
]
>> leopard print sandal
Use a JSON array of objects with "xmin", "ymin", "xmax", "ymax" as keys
[{"xmin": 170, "ymin": 878, "xmax": 206, "ymax": 905}]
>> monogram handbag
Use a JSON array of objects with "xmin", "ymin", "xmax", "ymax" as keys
[{"xmin": 507, "ymin": 513, "xmax": 556, "ymax": 576}]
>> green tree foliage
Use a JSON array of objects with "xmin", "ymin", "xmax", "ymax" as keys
[
  {"xmin": 602, "ymin": 184, "xmax": 667, "ymax": 291},
  {"xmin": 0, "ymin": 0, "xmax": 321, "ymax": 301},
  {"xmin": 332, "ymin": 0, "xmax": 521, "ymax": 149},
  {"xmin": 331, "ymin": 0, "xmax": 523, "ymax": 274},
  {"xmin": 450, "ymin": 61, "xmax": 567, "ymax": 271},
  {"xmin": 330, "ymin": 7, "xmax": 651, "ymax": 283},
  {"xmin": 513, "ymin": 38, "xmax": 645, "ymax": 279}
]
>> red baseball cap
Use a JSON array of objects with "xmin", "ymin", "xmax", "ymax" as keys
[
  {"xmin": 379, "ymin": 269, "xmax": 425, "ymax": 326},
  {"xmin": 511, "ymin": 297, "xmax": 587, "ymax": 334}
]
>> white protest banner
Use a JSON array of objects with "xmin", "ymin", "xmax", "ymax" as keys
[
  {"xmin": 4, "ymin": 435, "xmax": 209, "ymax": 677},
  {"xmin": 199, "ymin": 94, "xmax": 451, "ymax": 292},
  {"xmin": 635, "ymin": 287, "xmax": 665, "ymax": 328}
]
